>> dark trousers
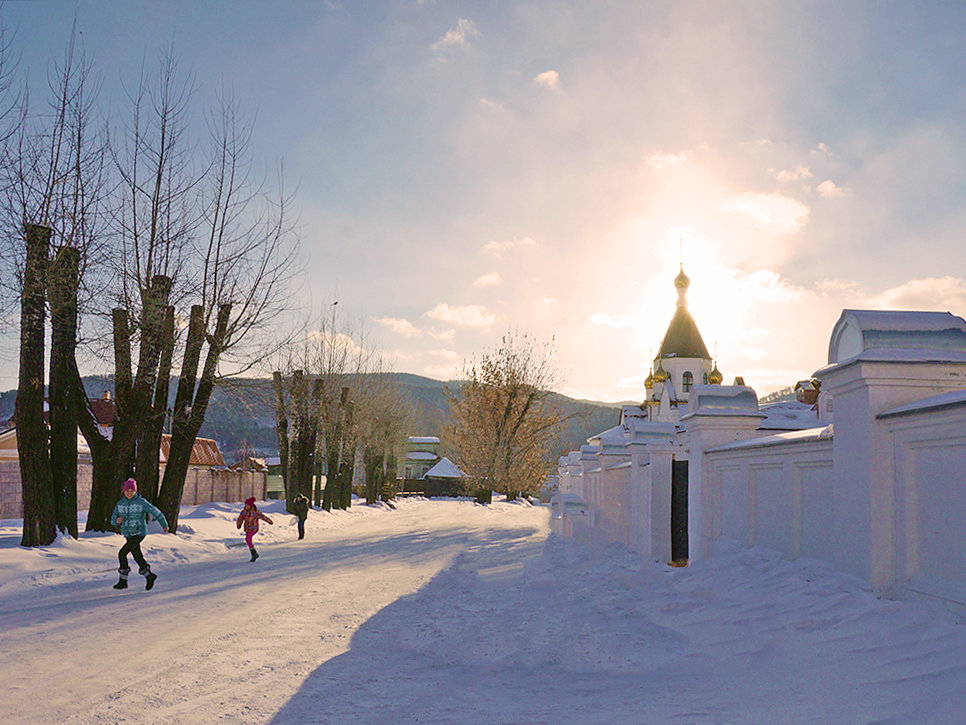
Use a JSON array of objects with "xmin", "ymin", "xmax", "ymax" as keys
[
  {"xmin": 118, "ymin": 535, "xmax": 148, "ymax": 571},
  {"xmin": 297, "ymin": 519, "xmax": 305, "ymax": 539}
]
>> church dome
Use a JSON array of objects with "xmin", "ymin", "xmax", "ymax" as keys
[
  {"xmin": 658, "ymin": 264, "xmax": 712, "ymax": 361},
  {"xmin": 653, "ymin": 363, "xmax": 668, "ymax": 382},
  {"xmin": 708, "ymin": 365, "xmax": 723, "ymax": 384},
  {"xmin": 674, "ymin": 267, "xmax": 690, "ymax": 291},
  {"xmin": 644, "ymin": 370, "xmax": 654, "ymax": 389}
]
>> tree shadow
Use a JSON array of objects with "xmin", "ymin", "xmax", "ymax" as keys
[{"xmin": 269, "ymin": 535, "xmax": 684, "ymax": 725}]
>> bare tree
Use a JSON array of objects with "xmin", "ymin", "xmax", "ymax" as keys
[
  {"xmin": 155, "ymin": 91, "xmax": 298, "ymax": 531},
  {"xmin": 444, "ymin": 332, "xmax": 572, "ymax": 503},
  {"xmin": 1, "ymin": 30, "xmax": 108, "ymax": 543},
  {"xmin": 356, "ymin": 366, "xmax": 409, "ymax": 505}
]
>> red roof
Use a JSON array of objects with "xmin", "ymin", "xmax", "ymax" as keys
[
  {"xmin": 88, "ymin": 398, "xmax": 116, "ymax": 426},
  {"xmin": 160, "ymin": 434, "xmax": 226, "ymax": 467}
]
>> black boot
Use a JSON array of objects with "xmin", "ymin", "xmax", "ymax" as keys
[
  {"xmin": 113, "ymin": 567, "xmax": 130, "ymax": 590},
  {"xmin": 250, "ymin": 547, "xmax": 258, "ymax": 562},
  {"xmin": 141, "ymin": 566, "xmax": 157, "ymax": 591}
]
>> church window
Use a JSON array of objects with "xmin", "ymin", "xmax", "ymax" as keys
[
  {"xmin": 683, "ymin": 371, "xmax": 693, "ymax": 391},
  {"xmin": 703, "ymin": 372, "xmax": 708, "ymax": 384}
]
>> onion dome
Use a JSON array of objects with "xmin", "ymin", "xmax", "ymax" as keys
[
  {"xmin": 644, "ymin": 370, "xmax": 654, "ymax": 389},
  {"xmin": 653, "ymin": 362, "xmax": 668, "ymax": 383},
  {"xmin": 674, "ymin": 266, "xmax": 690, "ymax": 294},
  {"xmin": 708, "ymin": 365, "xmax": 723, "ymax": 385}
]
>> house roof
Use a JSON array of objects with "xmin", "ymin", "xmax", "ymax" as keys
[
  {"xmin": 160, "ymin": 434, "xmax": 226, "ymax": 467},
  {"xmin": 88, "ymin": 398, "xmax": 116, "ymax": 426},
  {"xmin": 424, "ymin": 457, "xmax": 465, "ymax": 479}
]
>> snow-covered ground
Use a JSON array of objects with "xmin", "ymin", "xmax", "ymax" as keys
[{"xmin": 3, "ymin": 496, "xmax": 966, "ymax": 724}]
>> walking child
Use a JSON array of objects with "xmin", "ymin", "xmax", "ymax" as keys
[
  {"xmin": 293, "ymin": 493, "xmax": 309, "ymax": 540},
  {"xmin": 111, "ymin": 478, "xmax": 169, "ymax": 591},
  {"xmin": 237, "ymin": 497, "xmax": 273, "ymax": 561}
]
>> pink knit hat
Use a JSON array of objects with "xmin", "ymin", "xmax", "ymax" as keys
[
  {"xmin": 122, "ymin": 479, "xmax": 137, "ymax": 492},
  {"xmin": 245, "ymin": 496, "xmax": 256, "ymax": 506}
]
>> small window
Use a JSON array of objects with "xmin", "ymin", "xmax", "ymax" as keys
[
  {"xmin": 682, "ymin": 371, "xmax": 693, "ymax": 392},
  {"xmin": 703, "ymin": 372, "xmax": 708, "ymax": 384}
]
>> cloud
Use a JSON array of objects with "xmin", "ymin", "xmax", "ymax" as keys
[
  {"xmin": 373, "ymin": 316, "xmax": 421, "ymax": 337},
  {"xmin": 868, "ymin": 276, "xmax": 966, "ymax": 312},
  {"xmin": 817, "ymin": 180, "xmax": 847, "ymax": 198},
  {"xmin": 647, "ymin": 151, "xmax": 688, "ymax": 169},
  {"xmin": 776, "ymin": 166, "xmax": 812, "ymax": 183},
  {"xmin": 590, "ymin": 312, "xmax": 637, "ymax": 329},
  {"xmin": 426, "ymin": 303, "xmax": 495, "ymax": 327},
  {"xmin": 812, "ymin": 142, "xmax": 831, "ymax": 154},
  {"xmin": 306, "ymin": 330, "xmax": 368, "ymax": 359},
  {"xmin": 719, "ymin": 192, "xmax": 810, "ymax": 235},
  {"xmin": 429, "ymin": 328, "xmax": 456, "ymax": 341},
  {"xmin": 473, "ymin": 272, "xmax": 502, "ymax": 288},
  {"xmin": 483, "ymin": 236, "xmax": 537, "ymax": 256},
  {"xmin": 533, "ymin": 70, "xmax": 560, "ymax": 89},
  {"xmin": 430, "ymin": 18, "xmax": 479, "ymax": 51},
  {"xmin": 732, "ymin": 269, "xmax": 817, "ymax": 304}
]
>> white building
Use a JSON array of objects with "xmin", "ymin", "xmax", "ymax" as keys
[{"xmin": 556, "ymin": 275, "xmax": 966, "ymax": 608}]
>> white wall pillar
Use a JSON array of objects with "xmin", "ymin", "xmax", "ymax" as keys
[
  {"xmin": 817, "ymin": 358, "xmax": 966, "ymax": 591},
  {"xmin": 681, "ymin": 386, "xmax": 767, "ymax": 562}
]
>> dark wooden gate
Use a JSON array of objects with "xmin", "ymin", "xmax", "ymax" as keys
[{"xmin": 671, "ymin": 459, "xmax": 689, "ymax": 563}]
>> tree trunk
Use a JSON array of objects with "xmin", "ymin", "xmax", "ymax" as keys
[
  {"xmin": 363, "ymin": 446, "xmax": 383, "ymax": 505},
  {"xmin": 137, "ymin": 305, "xmax": 174, "ymax": 503},
  {"xmin": 110, "ymin": 275, "xmax": 171, "ymax": 488},
  {"xmin": 338, "ymin": 398, "xmax": 354, "ymax": 510},
  {"xmin": 86, "ymin": 307, "xmax": 133, "ymax": 531},
  {"xmin": 321, "ymin": 387, "xmax": 348, "ymax": 512},
  {"xmin": 311, "ymin": 379, "xmax": 325, "ymax": 507},
  {"xmin": 286, "ymin": 370, "xmax": 306, "ymax": 512},
  {"xmin": 158, "ymin": 304, "xmax": 230, "ymax": 531},
  {"xmin": 381, "ymin": 452, "xmax": 398, "ymax": 502},
  {"xmin": 18, "ymin": 224, "xmax": 56, "ymax": 547},
  {"xmin": 272, "ymin": 370, "xmax": 290, "ymax": 505},
  {"xmin": 48, "ymin": 246, "xmax": 81, "ymax": 538}
]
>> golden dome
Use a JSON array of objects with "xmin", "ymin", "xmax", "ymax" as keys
[
  {"xmin": 708, "ymin": 365, "xmax": 723, "ymax": 385},
  {"xmin": 674, "ymin": 265, "xmax": 690, "ymax": 290},
  {"xmin": 653, "ymin": 362, "xmax": 668, "ymax": 383},
  {"xmin": 644, "ymin": 370, "xmax": 654, "ymax": 389}
]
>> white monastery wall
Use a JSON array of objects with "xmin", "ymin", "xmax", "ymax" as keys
[{"xmin": 705, "ymin": 436, "xmax": 833, "ymax": 562}]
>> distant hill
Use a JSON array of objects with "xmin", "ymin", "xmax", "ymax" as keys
[{"xmin": 0, "ymin": 373, "xmax": 622, "ymax": 465}]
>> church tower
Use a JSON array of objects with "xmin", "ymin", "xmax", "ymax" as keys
[{"xmin": 648, "ymin": 265, "xmax": 714, "ymax": 411}]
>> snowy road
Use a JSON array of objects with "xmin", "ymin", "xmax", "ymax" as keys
[
  {"xmin": 1, "ymin": 500, "xmax": 549, "ymax": 724},
  {"xmin": 5, "ymin": 497, "xmax": 966, "ymax": 724}
]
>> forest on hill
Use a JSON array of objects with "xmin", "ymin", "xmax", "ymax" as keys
[{"xmin": 0, "ymin": 373, "xmax": 622, "ymax": 465}]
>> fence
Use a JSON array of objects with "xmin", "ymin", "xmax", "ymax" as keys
[{"xmin": 0, "ymin": 462, "xmax": 266, "ymax": 520}]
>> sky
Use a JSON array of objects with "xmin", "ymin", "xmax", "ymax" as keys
[
  {"xmin": 2, "ymin": 1, "xmax": 966, "ymax": 401},
  {"xmin": 5, "ymin": 496, "xmax": 966, "ymax": 722}
]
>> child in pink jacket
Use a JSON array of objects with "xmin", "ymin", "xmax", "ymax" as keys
[{"xmin": 236, "ymin": 497, "xmax": 273, "ymax": 561}]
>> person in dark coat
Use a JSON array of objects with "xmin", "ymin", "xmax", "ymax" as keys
[{"xmin": 292, "ymin": 493, "xmax": 310, "ymax": 540}]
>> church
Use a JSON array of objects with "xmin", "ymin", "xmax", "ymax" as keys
[{"xmin": 554, "ymin": 268, "xmax": 966, "ymax": 610}]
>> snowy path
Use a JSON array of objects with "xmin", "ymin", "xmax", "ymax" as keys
[
  {"xmin": 5, "ymin": 497, "xmax": 966, "ymax": 724},
  {"xmin": 1, "ymin": 500, "xmax": 548, "ymax": 724}
]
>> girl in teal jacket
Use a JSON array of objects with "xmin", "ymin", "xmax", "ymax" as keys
[{"xmin": 111, "ymin": 478, "xmax": 169, "ymax": 591}]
